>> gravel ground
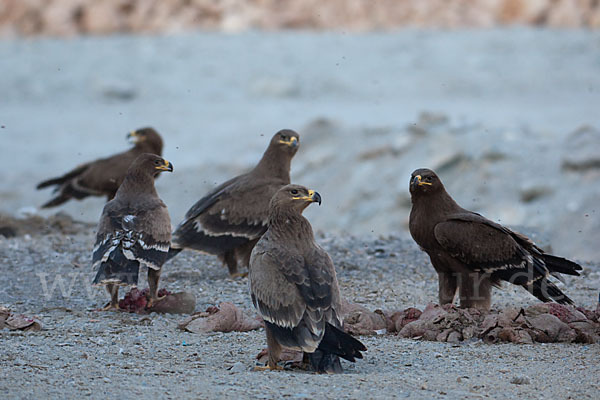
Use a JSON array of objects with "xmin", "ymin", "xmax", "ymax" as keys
[
  {"xmin": 1, "ymin": 221, "xmax": 599, "ymax": 399},
  {"xmin": 1, "ymin": 28, "xmax": 599, "ymax": 399}
]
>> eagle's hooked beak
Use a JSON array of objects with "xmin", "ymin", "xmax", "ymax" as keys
[
  {"xmin": 155, "ymin": 159, "xmax": 173, "ymax": 172},
  {"xmin": 309, "ymin": 190, "xmax": 322, "ymax": 205},
  {"xmin": 127, "ymin": 130, "xmax": 141, "ymax": 144},
  {"xmin": 293, "ymin": 189, "xmax": 321, "ymax": 205},
  {"xmin": 279, "ymin": 136, "xmax": 299, "ymax": 148},
  {"xmin": 412, "ymin": 175, "xmax": 431, "ymax": 186}
]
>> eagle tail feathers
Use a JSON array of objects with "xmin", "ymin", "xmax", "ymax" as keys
[
  {"xmin": 308, "ymin": 323, "xmax": 366, "ymax": 373},
  {"xmin": 528, "ymin": 279, "xmax": 575, "ymax": 305},
  {"xmin": 92, "ymin": 249, "xmax": 140, "ymax": 286},
  {"xmin": 542, "ymin": 254, "xmax": 582, "ymax": 276}
]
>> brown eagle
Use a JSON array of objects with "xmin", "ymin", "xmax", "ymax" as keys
[
  {"xmin": 92, "ymin": 153, "xmax": 173, "ymax": 310},
  {"xmin": 37, "ymin": 127, "xmax": 163, "ymax": 207},
  {"xmin": 168, "ymin": 130, "xmax": 299, "ymax": 277},
  {"xmin": 409, "ymin": 168, "xmax": 582, "ymax": 310},
  {"xmin": 250, "ymin": 184, "xmax": 366, "ymax": 373}
]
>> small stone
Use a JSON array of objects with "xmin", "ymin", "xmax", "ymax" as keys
[
  {"xmin": 229, "ymin": 362, "xmax": 246, "ymax": 373},
  {"xmin": 510, "ymin": 376, "xmax": 530, "ymax": 385}
]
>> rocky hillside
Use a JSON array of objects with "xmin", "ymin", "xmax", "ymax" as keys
[{"xmin": 1, "ymin": 0, "xmax": 599, "ymax": 37}]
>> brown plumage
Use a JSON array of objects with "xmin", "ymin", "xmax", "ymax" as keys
[
  {"xmin": 92, "ymin": 153, "xmax": 173, "ymax": 311},
  {"xmin": 408, "ymin": 168, "xmax": 582, "ymax": 310},
  {"xmin": 169, "ymin": 129, "xmax": 299, "ymax": 277},
  {"xmin": 250, "ymin": 184, "xmax": 366, "ymax": 373},
  {"xmin": 37, "ymin": 127, "xmax": 163, "ymax": 208}
]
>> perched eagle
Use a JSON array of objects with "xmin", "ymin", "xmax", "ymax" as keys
[
  {"xmin": 37, "ymin": 127, "xmax": 163, "ymax": 208},
  {"xmin": 250, "ymin": 184, "xmax": 366, "ymax": 373},
  {"xmin": 408, "ymin": 168, "xmax": 582, "ymax": 310},
  {"xmin": 92, "ymin": 153, "xmax": 173, "ymax": 310},
  {"xmin": 168, "ymin": 130, "xmax": 299, "ymax": 277}
]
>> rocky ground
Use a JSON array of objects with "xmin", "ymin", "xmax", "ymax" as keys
[
  {"xmin": 0, "ymin": 217, "xmax": 599, "ymax": 399},
  {"xmin": 2, "ymin": 0, "xmax": 600, "ymax": 37},
  {"xmin": 1, "ymin": 28, "xmax": 600, "ymax": 398}
]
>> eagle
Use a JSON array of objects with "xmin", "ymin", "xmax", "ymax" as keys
[
  {"xmin": 92, "ymin": 153, "xmax": 173, "ymax": 310},
  {"xmin": 408, "ymin": 168, "xmax": 582, "ymax": 310},
  {"xmin": 37, "ymin": 127, "xmax": 163, "ymax": 207},
  {"xmin": 168, "ymin": 130, "xmax": 299, "ymax": 277},
  {"xmin": 250, "ymin": 184, "xmax": 366, "ymax": 373}
]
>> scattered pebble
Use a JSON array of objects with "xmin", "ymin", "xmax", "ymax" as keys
[{"xmin": 510, "ymin": 376, "xmax": 531, "ymax": 385}]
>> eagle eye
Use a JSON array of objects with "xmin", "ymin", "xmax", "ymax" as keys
[{"xmin": 291, "ymin": 189, "xmax": 299, "ymax": 195}]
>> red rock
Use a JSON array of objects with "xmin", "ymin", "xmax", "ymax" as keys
[
  {"xmin": 481, "ymin": 314, "xmax": 499, "ymax": 333},
  {"xmin": 526, "ymin": 314, "xmax": 576, "ymax": 343},
  {"xmin": 568, "ymin": 321, "xmax": 600, "ymax": 344},
  {"xmin": 399, "ymin": 319, "xmax": 429, "ymax": 338},
  {"xmin": 527, "ymin": 303, "xmax": 587, "ymax": 324},
  {"xmin": 342, "ymin": 303, "xmax": 389, "ymax": 335},
  {"xmin": 483, "ymin": 327, "xmax": 502, "ymax": 343},
  {"xmin": 5, "ymin": 314, "xmax": 42, "ymax": 331},
  {"xmin": 0, "ymin": 306, "xmax": 9, "ymax": 330},
  {"xmin": 180, "ymin": 302, "xmax": 263, "ymax": 334},
  {"xmin": 419, "ymin": 303, "xmax": 449, "ymax": 322},
  {"xmin": 497, "ymin": 327, "xmax": 533, "ymax": 344},
  {"xmin": 390, "ymin": 307, "xmax": 422, "ymax": 333},
  {"xmin": 447, "ymin": 330, "xmax": 462, "ymax": 343},
  {"xmin": 117, "ymin": 287, "xmax": 195, "ymax": 314}
]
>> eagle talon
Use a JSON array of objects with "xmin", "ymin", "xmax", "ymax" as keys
[
  {"xmin": 230, "ymin": 272, "xmax": 248, "ymax": 279},
  {"xmin": 96, "ymin": 303, "xmax": 120, "ymax": 312},
  {"xmin": 253, "ymin": 364, "xmax": 284, "ymax": 372},
  {"xmin": 283, "ymin": 360, "xmax": 311, "ymax": 371},
  {"xmin": 147, "ymin": 295, "xmax": 166, "ymax": 309}
]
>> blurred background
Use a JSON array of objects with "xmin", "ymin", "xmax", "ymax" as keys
[{"xmin": 1, "ymin": 0, "xmax": 599, "ymax": 261}]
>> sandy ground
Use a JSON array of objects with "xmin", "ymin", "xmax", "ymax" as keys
[{"xmin": 0, "ymin": 220, "xmax": 599, "ymax": 399}]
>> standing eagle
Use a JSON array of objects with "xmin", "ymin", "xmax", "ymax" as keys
[
  {"xmin": 36, "ymin": 127, "xmax": 163, "ymax": 208},
  {"xmin": 168, "ymin": 130, "xmax": 299, "ymax": 277},
  {"xmin": 408, "ymin": 168, "xmax": 582, "ymax": 310},
  {"xmin": 250, "ymin": 184, "xmax": 366, "ymax": 373},
  {"xmin": 92, "ymin": 153, "xmax": 173, "ymax": 311}
]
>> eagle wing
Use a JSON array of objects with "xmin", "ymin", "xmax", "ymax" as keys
[
  {"xmin": 93, "ymin": 199, "xmax": 171, "ymax": 272},
  {"xmin": 250, "ymin": 239, "xmax": 341, "ymax": 349},
  {"xmin": 434, "ymin": 212, "xmax": 575, "ymax": 304},
  {"xmin": 37, "ymin": 148, "xmax": 140, "ymax": 207},
  {"xmin": 173, "ymin": 175, "xmax": 286, "ymax": 250}
]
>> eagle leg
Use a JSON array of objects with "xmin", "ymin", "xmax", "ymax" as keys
[
  {"xmin": 438, "ymin": 272, "xmax": 458, "ymax": 305},
  {"xmin": 235, "ymin": 238, "xmax": 259, "ymax": 269},
  {"xmin": 252, "ymin": 323, "xmax": 284, "ymax": 371},
  {"xmin": 253, "ymin": 364, "xmax": 284, "ymax": 371},
  {"xmin": 458, "ymin": 272, "xmax": 492, "ymax": 310},
  {"xmin": 284, "ymin": 352, "xmax": 311, "ymax": 370},
  {"xmin": 98, "ymin": 284, "xmax": 120, "ymax": 311},
  {"xmin": 147, "ymin": 268, "xmax": 165, "ymax": 309},
  {"xmin": 221, "ymin": 251, "xmax": 239, "ymax": 277}
]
